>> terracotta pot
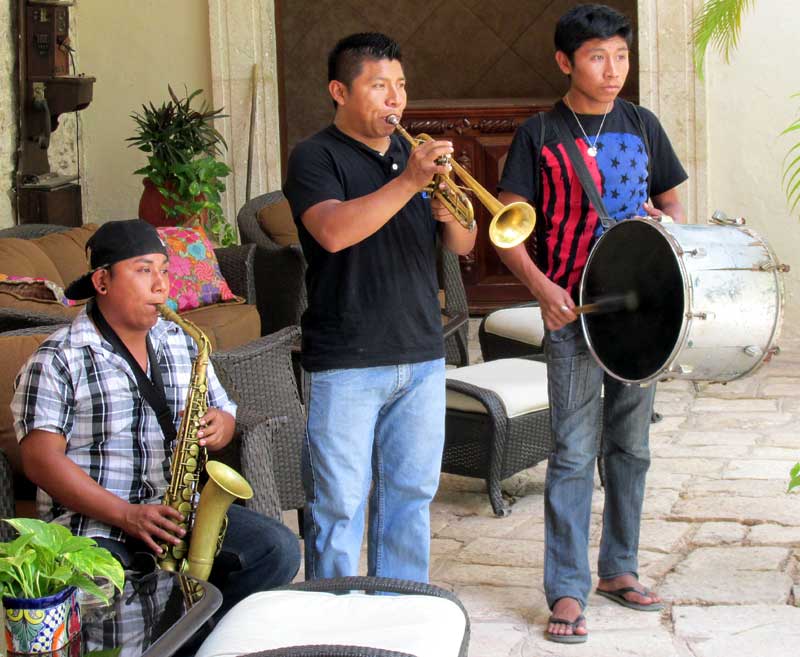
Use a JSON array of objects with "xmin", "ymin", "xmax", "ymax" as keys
[
  {"xmin": 138, "ymin": 178, "xmax": 208, "ymax": 229},
  {"xmin": 3, "ymin": 586, "xmax": 81, "ymax": 654}
]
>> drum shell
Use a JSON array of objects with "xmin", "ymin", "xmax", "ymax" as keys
[{"xmin": 579, "ymin": 219, "xmax": 784, "ymax": 385}]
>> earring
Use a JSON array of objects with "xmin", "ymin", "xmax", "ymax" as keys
[{"xmin": 99, "ymin": 286, "xmax": 106, "ymax": 293}]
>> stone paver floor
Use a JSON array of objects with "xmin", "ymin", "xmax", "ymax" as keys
[{"xmin": 427, "ymin": 322, "xmax": 800, "ymax": 657}]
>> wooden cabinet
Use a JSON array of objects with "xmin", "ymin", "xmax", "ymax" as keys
[{"xmin": 401, "ymin": 99, "xmax": 554, "ymax": 314}]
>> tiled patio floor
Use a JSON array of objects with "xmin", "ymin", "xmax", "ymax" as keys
[{"xmin": 427, "ymin": 320, "xmax": 800, "ymax": 656}]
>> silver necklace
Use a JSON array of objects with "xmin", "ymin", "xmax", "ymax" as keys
[{"xmin": 564, "ymin": 96, "xmax": 611, "ymax": 157}]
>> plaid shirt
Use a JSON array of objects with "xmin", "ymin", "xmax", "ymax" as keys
[{"xmin": 12, "ymin": 309, "xmax": 237, "ymax": 541}]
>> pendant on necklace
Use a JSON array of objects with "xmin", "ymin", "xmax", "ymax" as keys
[{"xmin": 587, "ymin": 146, "xmax": 598, "ymax": 157}]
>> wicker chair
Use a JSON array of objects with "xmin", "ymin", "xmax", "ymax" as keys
[
  {"xmin": 0, "ymin": 449, "xmax": 15, "ymax": 541},
  {"xmin": 198, "ymin": 576, "xmax": 470, "ymax": 657},
  {"xmin": 237, "ymin": 191, "xmax": 307, "ymax": 335},
  {"xmin": 210, "ymin": 326, "xmax": 306, "ymax": 515}
]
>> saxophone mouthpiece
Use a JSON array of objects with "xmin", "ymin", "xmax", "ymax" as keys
[{"xmin": 386, "ymin": 114, "xmax": 400, "ymax": 126}]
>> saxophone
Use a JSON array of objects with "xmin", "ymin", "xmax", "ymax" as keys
[{"xmin": 156, "ymin": 304, "xmax": 254, "ymax": 581}]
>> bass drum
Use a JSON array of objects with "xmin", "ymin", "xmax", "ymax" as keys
[{"xmin": 579, "ymin": 218, "xmax": 785, "ymax": 385}]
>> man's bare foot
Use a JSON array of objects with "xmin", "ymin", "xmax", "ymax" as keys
[
  {"xmin": 547, "ymin": 597, "xmax": 588, "ymax": 639},
  {"xmin": 597, "ymin": 573, "xmax": 663, "ymax": 609}
]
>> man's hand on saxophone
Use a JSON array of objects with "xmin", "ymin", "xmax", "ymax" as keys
[
  {"xmin": 195, "ymin": 407, "xmax": 236, "ymax": 451},
  {"xmin": 120, "ymin": 503, "xmax": 186, "ymax": 555}
]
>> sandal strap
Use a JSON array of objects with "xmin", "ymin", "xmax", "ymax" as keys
[{"xmin": 548, "ymin": 614, "xmax": 586, "ymax": 628}]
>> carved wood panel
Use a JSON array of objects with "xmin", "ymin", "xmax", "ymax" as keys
[{"xmin": 402, "ymin": 99, "xmax": 554, "ymax": 313}]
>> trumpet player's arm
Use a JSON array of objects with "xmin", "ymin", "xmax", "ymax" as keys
[
  {"xmin": 495, "ymin": 190, "xmax": 577, "ymax": 331},
  {"xmin": 298, "ymin": 139, "xmax": 455, "ymax": 253},
  {"xmin": 19, "ymin": 430, "xmax": 186, "ymax": 554},
  {"xmin": 433, "ymin": 196, "xmax": 477, "ymax": 255},
  {"xmin": 642, "ymin": 187, "xmax": 686, "ymax": 223}
]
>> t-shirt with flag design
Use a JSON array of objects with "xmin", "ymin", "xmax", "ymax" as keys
[{"xmin": 499, "ymin": 99, "xmax": 687, "ymax": 297}]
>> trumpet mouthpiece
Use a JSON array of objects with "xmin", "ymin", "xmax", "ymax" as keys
[{"xmin": 385, "ymin": 114, "xmax": 400, "ymax": 126}]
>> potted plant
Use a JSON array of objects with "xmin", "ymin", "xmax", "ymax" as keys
[
  {"xmin": 128, "ymin": 86, "xmax": 237, "ymax": 246},
  {"xmin": 1, "ymin": 518, "xmax": 125, "ymax": 654}
]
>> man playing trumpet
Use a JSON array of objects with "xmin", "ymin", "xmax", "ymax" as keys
[{"xmin": 283, "ymin": 32, "xmax": 476, "ymax": 582}]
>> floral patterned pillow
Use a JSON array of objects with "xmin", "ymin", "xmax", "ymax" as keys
[
  {"xmin": 0, "ymin": 274, "xmax": 78, "ymax": 306},
  {"xmin": 157, "ymin": 226, "xmax": 237, "ymax": 313}
]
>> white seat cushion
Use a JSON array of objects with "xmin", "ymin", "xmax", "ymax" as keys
[
  {"xmin": 484, "ymin": 306, "xmax": 545, "ymax": 346},
  {"xmin": 446, "ymin": 358, "xmax": 549, "ymax": 418},
  {"xmin": 196, "ymin": 590, "xmax": 466, "ymax": 657}
]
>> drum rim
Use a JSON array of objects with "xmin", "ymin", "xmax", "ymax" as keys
[{"xmin": 579, "ymin": 217, "xmax": 692, "ymax": 385}]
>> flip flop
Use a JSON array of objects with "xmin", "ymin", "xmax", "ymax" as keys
[
  {"xmin": 596, "ymin": 586, "xmax": 664, "ymax": 611},
  {"xmin": 546, "ymin": 614, "xmax": 588, "ymax": 644}
]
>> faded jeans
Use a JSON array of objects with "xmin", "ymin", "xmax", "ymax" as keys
[
  {"xmin": 302, "ymin": 358, "xmax": 446, "ymax": 582},
  {"xmin": 543, "ymin": 322, "xmax": 655, "ymax": 610}
]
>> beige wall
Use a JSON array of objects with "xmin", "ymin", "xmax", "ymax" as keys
[
  {"xmin": 0, "ymin": 2, "xmax": 16, "ymax": 228},
  {"xmin": 705, "ymin": 0, "xmax": 799, "ymax": 322},
  {"xmin": 76, "ymin": 0, "xmax": 212, "ymax": 224}
]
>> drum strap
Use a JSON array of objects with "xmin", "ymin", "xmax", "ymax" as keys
[{"xmin": 550, "ymin": 105, "xmax": 616, "ymax": 230}]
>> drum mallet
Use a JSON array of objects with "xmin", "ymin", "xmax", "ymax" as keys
[{"xmin": 571, "ymin": 291, "xmax": 639, "ymax": 315}]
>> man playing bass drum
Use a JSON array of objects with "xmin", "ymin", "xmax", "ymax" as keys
[{"xmin": 496, "ymin": 3, "xmax": 687, "ymax": 644}]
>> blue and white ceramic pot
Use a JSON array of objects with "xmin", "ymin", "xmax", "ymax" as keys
[{"xmin": 3, "ymin": 586, "xmax": 81, "ymax": 654}]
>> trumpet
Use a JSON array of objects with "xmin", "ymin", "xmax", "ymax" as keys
[{"xmin": 386, "ymin": 114, "xmax": 536, "ymax": 249}]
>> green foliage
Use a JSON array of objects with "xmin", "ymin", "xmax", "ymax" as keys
[
  {"xmin": 789, "ymin": 462, "xmax": 800, "ymax": 493},
  {"xmin": 781, "ymin": 94, "xmax": 800, "ymax": 214},
  {"xmin": 128, "ymin": 86, "xmax": 237, "ymax": 246},
  {"xmin": 0, "ymin": 519, "xmax": 124, "ymax": 602},
  {"xmin": 692, "ymin": 0, "xmax": 756, "ymax": 79}
]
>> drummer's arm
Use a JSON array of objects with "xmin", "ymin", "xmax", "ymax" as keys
[
  {"xmin": 644, "ymin": 187, "xmax": 686, "ymax": 223},
  {"xmin": 497, "ymin": 191, "xmax": 576, "ymax": 330}
]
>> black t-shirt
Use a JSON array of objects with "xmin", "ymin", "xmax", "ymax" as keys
[
  {"xmin": 283, "ymin": 125, "xmax": 444, "ymax": 372},
  {"xmin": 499, "ymin": 99, "xmax": 688, "ymax": 295}
]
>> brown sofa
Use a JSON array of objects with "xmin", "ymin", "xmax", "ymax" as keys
[
  {"xmin": 0, "ymin": 223, "xmax": 261, "ymax": 350},
  {"xmin": 0, "ymin": 223, "xmax": 262, "ymax": 517}
]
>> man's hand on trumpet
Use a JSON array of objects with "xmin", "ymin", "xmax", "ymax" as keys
[{"xmin": 402, "ymin": 138, "xmax": 454, "ymax": 190}]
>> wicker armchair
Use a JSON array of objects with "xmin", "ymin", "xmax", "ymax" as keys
[
  {"xmin": 0, "ymin": 449, "xmax": 14, "ymax": 541},
  {"xmin": 211, "ymin": 326, "xmax": 305, "ymax": 514},
  {"xmin": 237, "ymin": 191, "xmax": 307, "ymax": 335}
]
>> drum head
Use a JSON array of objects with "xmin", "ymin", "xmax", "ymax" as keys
[{"xmin": 581, "ymin": 220, "xmax": 685, "ymax": 382}]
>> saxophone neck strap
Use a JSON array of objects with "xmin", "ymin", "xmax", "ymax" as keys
[{"xmin": 88, "ymin": 300, "xmax": 177, "ymax": 444}]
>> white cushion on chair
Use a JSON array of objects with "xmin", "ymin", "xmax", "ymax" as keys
[
  {"xmin": 196, "ymin": 590, "xmax": 466, "ymax": 657},
  {"xmin": 484, "ymin": 306, "xmax": 545, "ymax": 346},
  {"xmin": 446, "ymin": 358, "xmax": 549, "ymax": 418}
]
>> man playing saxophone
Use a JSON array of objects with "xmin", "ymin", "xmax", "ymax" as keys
[{"xmin": 11, "ymin": 219, "xmax": 300, "ymax": 620}]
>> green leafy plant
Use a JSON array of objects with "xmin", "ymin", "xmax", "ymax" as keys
[
  {"xmin": 128, "ymin": 86, "xmax": 236, "ymax": 246},
  {"xmin": 0, "ymin": 518, "xmax": 124, "ymax": 602},
  {"xmin": 781, "ymin": 95, "xmax": 800, "ymax": 214},
  {"xmin": 692, "ymin": 0, "xmax": 755, "ymax": 79},
  {"xmin": 790, "ymin": 462, "xmax": 800, "ymax": 493}
]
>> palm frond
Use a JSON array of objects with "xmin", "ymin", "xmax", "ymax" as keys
[
  {"xmin": 781, "ymin": 96, "xmax": 800, "ymax": 216},
  {"xmin": 693, "ymin": 0, "xmax": 756, "ymax": 79}
]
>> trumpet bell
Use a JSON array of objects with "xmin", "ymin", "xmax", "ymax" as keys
[{"xmin": 489, "ymin": 201, "xmax": 537, "ymax": 249}]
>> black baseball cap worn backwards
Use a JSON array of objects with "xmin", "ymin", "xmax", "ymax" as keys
[{"xmin": 64, "ymin": 219, "xmax": 168, "ymax": 300}]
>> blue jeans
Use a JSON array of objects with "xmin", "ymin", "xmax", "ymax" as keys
[
  {"xmin": 97, "ymin": 504, "xmax": 300, "ymax": 621},
  {"xmin": 543, "ymin": 322, "xmax": 655, "ymax": 610},
  {"xmin": 303, "ymin": 358, "xmax": 446, "ymax": 582}
]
